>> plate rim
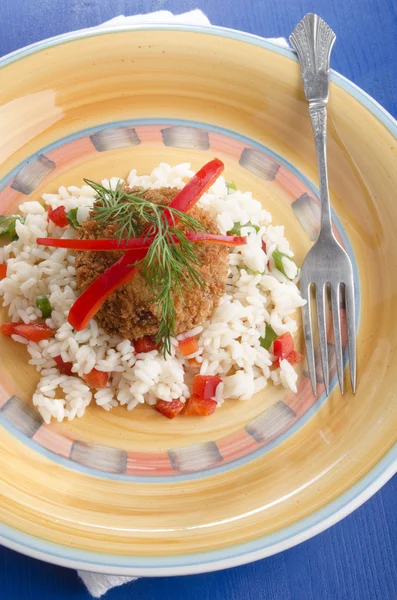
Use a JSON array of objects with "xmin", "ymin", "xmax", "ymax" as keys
[{"xmin": 0, "ymin": 22, "xmax": 396, "ymax": 576}]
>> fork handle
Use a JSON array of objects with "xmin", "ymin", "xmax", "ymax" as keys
[
  {"xmin": 309, "ymin": 102, "xmax": 332, "ymax": 235},
  {"xmin": 290, "ymin": 14, "xmax": 336, "ymax": 237}
]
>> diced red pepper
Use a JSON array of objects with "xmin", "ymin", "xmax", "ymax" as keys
[
  {"xmin": 188, "ymin": 358, "xmax": 201, "ymax": 370},
  {"xmin": 83, "ymin": 368, "xmax": 109, "ymax": 388},
  {"xmin": 184, "ymin": 394, "xmax": 218, "ymax": 416},
  {"xmin": 273, "ymin": 332, "xmax": 295, "ymax": 359},
  {"xmin": 37, "ymin": 232, "xmax": 246, "ymax": 252},
  {"xmin": 155, "ymin": 398, "xmax": 185, "ymax": 419},
  {"xmin": 48, "ymin": 205, "xmax": 69, "ymax": 228},
  {"xmin": 0, "ymin": 264, "xmax": 7, "ymax": 279},
  {"xmin": 0, "ymin": 322, "xmax": 15, "ymax": 336},
  {"xmin": 133, "ymin": 336, "xmax": 159, "ymax": 354},
  {"xmin": 287, "ymin": 350, "xmax": 303, "ymax": 364},
  {"xmin": 0, "ymin": 322, "xmax": 55, "ymax": 342},
  {"xmin": 273, "ymin": 350, "xmax": 303, "ymax": 368},
  {"xmin": 68, "ymin": 160, "xmax": 225, "ymax": 331},
  {"xmin": 178, "ymin": 337, "xmax": 199, "ymax": 357},
  {"xmin": 54, "ymin": 356, "xmax": 109, "ymax": 388},
  {"xmin": 192, "ymin": 375, "xmax": 222, "ymax": 399},
  {"xmin": 54, "ymin": 355, "xmax": 74, "ymax": 375},
  {"xmin": 261, "ymin": 241, "xmax": 271, "ymax": 268}
]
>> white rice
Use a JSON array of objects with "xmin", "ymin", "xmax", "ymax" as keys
[{"xmin": 0, "ymin": 163, "xmax": 305, "ymax": 423}]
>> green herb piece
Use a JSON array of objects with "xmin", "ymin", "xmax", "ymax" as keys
[
  {"xmin": 226, "ymin": 181, "xmax": 237, "ymax": 193},
  {"xmin": 228, "ymin": 222, "xmax": 260, "ymax": 236},
  {"xmin": 85, "ymin": 180, "xmax": 203, "ymax": 241},
  {"xmin": 0, "ymin": 215, "xmax": 24, "ymax": 241},
  {"xmin": 67, "ymin": 207, "xmax": 80, "ymax": 229},
  {"xmin": 246, "ymin": 268, "xmax": 265, "ymax": 276},
  {"xmin": 272, "ymin": 249, "xmax": 297, "ymax": 279},
  {"xmin": 259, "ymin": 324, "xmax": 278, "ymax": 350},
  {"xmin": 143, "ymin": 228, "xmax": 205, "ymax": 356},
  {"xmin": 85, "ymin": 180, "xmax": 206, "ymax": 356},
  {"xmin": 36, "ymin": 295, "xmax": 52, "ymax": 318}
]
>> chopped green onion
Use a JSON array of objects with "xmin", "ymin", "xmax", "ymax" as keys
[
  {"xmin": 8, "ymin": 219, "xmax": 21, "ymax": 241},
  {"xmin": 36, "ymin": 295, "xmax": 52, "ymax": 318},
  {"xmin": 229, "ymin": 223, "xmax": 241, "ymax": 235},
  {"xmin": 259, "ymin": 324, "xmax": 278, "ymax": 350},
  {"xmin": 67, "ymin": 207, "xmax": 80, "ymax": 229},
  {"xmin": 226, "ymin": 181, "xmax": 237, "ymax": 193},
  {"xmin": 272, "ymin": 249, "xmax": 297, "ymax": 279},
  {"xmin": 228, "ymin": 222, "xmax": 260, "ymax": 236},
  {"xmin": 0, "ymin": 215, "xmax": 24, "ymax": 241},
  {"xmin": 247, "ymin": 268, "xmax": 265, "ymax": 276}
]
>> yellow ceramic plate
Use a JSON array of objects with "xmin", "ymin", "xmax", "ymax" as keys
[{"xmin": 0, "ymin": 24, "xmax": 396, "ymax": 576}]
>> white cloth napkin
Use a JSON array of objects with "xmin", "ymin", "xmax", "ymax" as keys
[{"xmin": 77, "ymin": 9, "xmax": 288, "ymax": 598}]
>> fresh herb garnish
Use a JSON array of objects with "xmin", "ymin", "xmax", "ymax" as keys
[
  {"xmin": 144, "ymin": 227, "xmax": 205, "ymax": 355},
  {"xmin": 272, "ymin": 249, "xmax": 297, "ymax": 279},
  {"xmin": 0, "ymin": 215, "xmax": 24, "ymax": 241},
  {"xmin": 67, "ymin": 207, "xmax": 80, "ymax": 229},
  {"xmin": 259, "ymin": 324, "xmax": 277, "ymax": 350},
  {"xmin": 36, "ymin": 295, "xmax": 52, "ymax": 318},
  {"xmin": 246, "ymin": 268, "xmax": 265, "ymax": 276},
  {"xmin": 86, "ymin": 181, "xmax": 149, "ymax": 240},
  {"xmin": 85, "ymin": 180, "xmax": 206, "ymax": 356},
  {"xmin": 226, "ymin": 181, "xmax": 237, "ymax": 193},
  {"xmin": 228, "ymin": 221, "xmax": 260, "ymax": 236}
]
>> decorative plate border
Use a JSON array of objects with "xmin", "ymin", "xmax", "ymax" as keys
[{"xmin": 0, "ymin": 118, "xmax": 358, "ymax": 480}]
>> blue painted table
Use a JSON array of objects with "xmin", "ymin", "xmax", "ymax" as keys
[{"xmin": 1, "ymin": 1, "xmax": 396, "ymax": 598}]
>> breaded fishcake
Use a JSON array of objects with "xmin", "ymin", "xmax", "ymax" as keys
[{"xmin": 75, "ymin": 187, "xmax": 229, "ymax": 339}]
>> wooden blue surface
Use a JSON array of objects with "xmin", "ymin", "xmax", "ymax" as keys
[{"xmin": 1, "ymin": 0, "xmax": 397, "ymax": 598}]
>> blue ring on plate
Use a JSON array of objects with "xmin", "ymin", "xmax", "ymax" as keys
[{"xmin": 0, "ymin": 116, "xmax": 360, "ymax": 482}]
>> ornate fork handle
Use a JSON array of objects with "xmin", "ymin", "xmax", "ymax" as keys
[
  {"xmin": 290, "ymin": 14, "xmax": 336, "ymax": 236},
  {"xmin": 289, "ymin": 13, "xmax": 335, "ymax": 103}
]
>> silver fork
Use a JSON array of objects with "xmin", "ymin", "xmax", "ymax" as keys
[{"xmin": 290, "ymin": 13, "xmax": 356, "ymax": 396}]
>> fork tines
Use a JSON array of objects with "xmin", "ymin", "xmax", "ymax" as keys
[{"xmin": 300, "ymin": 273, "xmax": 356, "ymax": 397}]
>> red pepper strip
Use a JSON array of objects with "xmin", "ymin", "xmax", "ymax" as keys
[
  {"xmin": 37, "ymin": 232, "xmax": 246, "ymax": 251},
  {"xmin": 187, "ymin": 233, "xmax": 245, "ymax": 246},
  {"xmin": 68, "ymin": 247, "xmax": 147, "ymax": 330},
  {"xmin": 163, "ymin": 158, "xmax": 224, "ymax": 225},
  {"xmin": 0, "ymin": 322, "xmax": 55, "ymax": 342},
  {"xmin": 68, "ymin": 159, "xmax": 225, "ymax": 331},
  {"xmin": 0, "ymin": 264, "xmax": 7, "ymax": 279}
]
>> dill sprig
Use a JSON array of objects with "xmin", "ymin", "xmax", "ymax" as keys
[
  {"xmin": 84, "ymin": 179, "xmax": 206, "ymax": 355},
  {"xmin": 144, "ymin": 227, "xmax": 205, "ymax": 355}
]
